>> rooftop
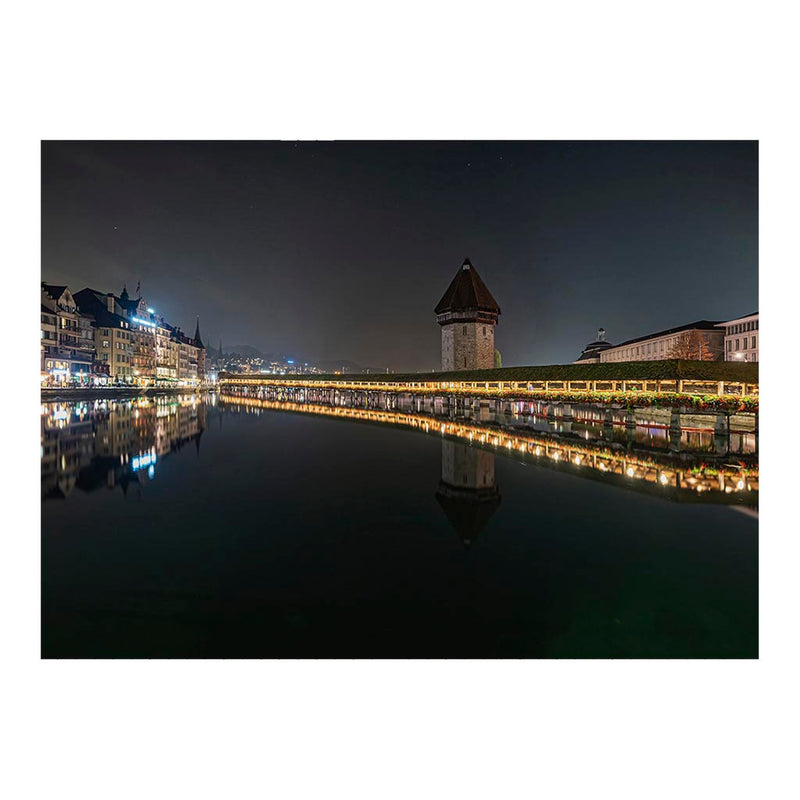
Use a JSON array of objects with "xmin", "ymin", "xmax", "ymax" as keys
[
  {"xmin": 609, "ymin": 320, "xmax": 723, "ymax": 350},
  {"xmin": 435, "ymin": 258, "xmax": 501, "ymax": 315}
]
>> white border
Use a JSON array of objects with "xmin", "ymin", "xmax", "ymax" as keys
[{"xmin": 4, "ymin": 2, "xmax": 797, "ymax": 798}]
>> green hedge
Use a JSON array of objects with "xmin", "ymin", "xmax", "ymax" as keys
[{"xmin": 221, "ymin": 359, "xmax": 758, "ymax": 384}]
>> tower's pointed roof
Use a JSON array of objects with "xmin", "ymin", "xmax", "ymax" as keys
[
  {"xmin": 435, "ymin": 258, "xmax": 501, "ymax": 315},
  {"xmin": 194, "ymin": 317, "xmax": 203, "ymax": 348},
  {"xmin": 435, "ymin": 485, "xmax": 501, "ymax": 548}
]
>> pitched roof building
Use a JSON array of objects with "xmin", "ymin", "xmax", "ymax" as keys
[{"xmin": 435, "ymin": 258, "xmax": 501, "ymax": 371}]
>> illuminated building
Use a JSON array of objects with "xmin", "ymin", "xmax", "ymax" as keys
[
  {"xmin": 194, "ymin": 318, "xmax": 206, "ymax": 383},
  {"xmin": 718, "ymin": 312, "xmax": 758, "ymax": 362},
  {"xmin": 41, "ymin": 283, "xmax": 95, "ymax": 385},
  {"xmin": 436, "ymin": 258, "xmax": 500, "ymax": 371},
  {"xmin": 70, "ymin": 283, "xmax": 206, "ymax": 386},
  {"xmin": 594, "ymin": 320, "xmax": 725, "ymax": 362},
  {"xmin": 74, "ymin": 288, "xmax": 136, "ymax": 383}
]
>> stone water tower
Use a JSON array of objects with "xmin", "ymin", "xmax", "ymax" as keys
[{"xmin": 435, "ymin": 258, "xmax": 501, "ymax": 371}]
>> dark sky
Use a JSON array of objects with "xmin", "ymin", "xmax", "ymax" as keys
[{"xmin": 42, "ymin": 141, "xmax": 757, "ymax": 370}]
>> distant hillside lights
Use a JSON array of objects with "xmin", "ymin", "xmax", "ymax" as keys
[{"xmin": 41, "ymin": 281, "xmax": 206, "ymax": 387}]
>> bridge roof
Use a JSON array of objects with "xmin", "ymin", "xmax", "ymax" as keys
[{"xmin": 435, "ymin": 258, "xmax": 501, "ymax": 315}]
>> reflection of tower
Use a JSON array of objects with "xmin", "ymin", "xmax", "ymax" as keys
[{"xmin": 436, "ymin": 440, "xmax": 501, "ymax": 548}]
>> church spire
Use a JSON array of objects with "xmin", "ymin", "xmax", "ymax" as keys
[{"xmin": 194, "ymin": 317, "xmax": 203, "ymax": 348}]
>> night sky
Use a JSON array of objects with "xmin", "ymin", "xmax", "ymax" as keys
[{"xmin": 41, "ymin": 141, "xmax": 757, "ymax": 371}]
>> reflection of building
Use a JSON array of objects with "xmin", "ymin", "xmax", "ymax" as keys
[
  {"xmin": 718, "ymin": 312, "xmax": 758, "ymax": 362},
  {"xmin": 435, "ymin": 440, "xmax": 501, "ymax": 547},
  {"xmin": 596, "ymin": 320, "xmax": 724, "ymax": 363},
  {"xmin": 574, "ymin": 328, "xmax": 614, "ymax": 363},
  {"xmin": 436, "ymin": 258, "xmax": 501, "ymax": 371},
  {"xmin": 41, "ymin": 405, "xmax": 95, "ymax": 499},
  {"xmin": 41, "ymin": 396, "xmax": 206, "ymax": 501}
]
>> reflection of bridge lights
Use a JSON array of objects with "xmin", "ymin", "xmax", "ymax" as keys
[
  {"xmin": 660, "ymin": 473, "xmax": 669, "ymax": 485},
  {"xmin": 218, "ymin": 394, "xmax": 758, "ymax": 499},
  {"xmin": 737, "ymin": 480, "xmax": 745, "ymax": 490}
]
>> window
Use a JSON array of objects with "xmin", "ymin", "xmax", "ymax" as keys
[
  {"xmin": 735, "ymin": 339, "xmax": 740, "ymax": 350},
  {"xmin": 751, "ymin": 336, "xmax": 756, "ymax": 349},
  {"xmin": 727, "ymin": 340, "xmax": 732, "ymax": 351},
  {"xmin": 102, "ymin": 340, "xmax": 109, "ymax": 348},
  {"xmin": 462, "ymin": 325, "xmax": 467, "ymax": 335}
]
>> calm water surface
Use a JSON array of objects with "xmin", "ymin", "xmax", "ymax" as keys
[{"xmin": 42, "ymin": 393, "xmax": 758, "ymax": 658}]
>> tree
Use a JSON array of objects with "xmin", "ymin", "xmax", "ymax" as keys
[
  {"xmin": 494, "ymin": 349, "xmax": 503, "ymax": 368},
  {"xmin": 667, "ymin": 331, "xmax": 715, "ymax": 360}
]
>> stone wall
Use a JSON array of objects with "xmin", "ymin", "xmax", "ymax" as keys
[{"xmin": 441, "ymin": 321, "xmax": 495, "ymax": 370}]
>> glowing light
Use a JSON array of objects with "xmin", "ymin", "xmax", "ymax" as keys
[
  {"xmin": 131, "ymin": 452, "xmax": 157, "ymax": 472},
  {"xmin": 627, "ymin": 467, "xmax": 634, "ymax": 477},
  {"xmin": 737, "ymin": 480, "xmax": 745, "ymax": 490},
  {"xmin": 660, "ymin": 473, "xmax": 668, "ymax": 485},
  {"xmin": 147, "ymin": 307, "xmax": 155, "ymax": 313}
]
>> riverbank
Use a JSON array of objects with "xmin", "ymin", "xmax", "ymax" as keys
[{"xmin": 41, "ymin": 386, "xmax": 214, "ymax": 402}]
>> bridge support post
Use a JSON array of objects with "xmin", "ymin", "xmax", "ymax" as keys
[
  {"xmin": 714, "ymin": 412, "xmax": 730, "ymax": 456},
  {"xmin": 669, "ymin": 408, "xmax": 682, "ymax": 452}
]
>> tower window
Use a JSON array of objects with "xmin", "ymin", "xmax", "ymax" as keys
[
  {"xmin": 462, "ymin": 325, "xmax": 467, "ymax": 335},
  {"xmin": 483, "ymin": 326, "xmax": 487, "ymax": 335}
]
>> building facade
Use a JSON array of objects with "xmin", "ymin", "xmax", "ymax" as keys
[
  {"xmin": 435, "ymin": 258, "xmax": 500, "ymax": 371},
  {"xmin": 43, "ymin": 280, "xmax": 206, "ymax": 386},
  {"xmin": 718, "ymin": 312, "xmax": 758, "ymax": 362},
  {"xmin": 74, "ymin": 288, "xmax": 136, "ymax": 383},
  {"xmin": 591, "ymin": 320, "xmax": 725, "ymax": 363},
  {"xmin": 41, "ymin": 284, "xmax": 95, "ymax": 384}
]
